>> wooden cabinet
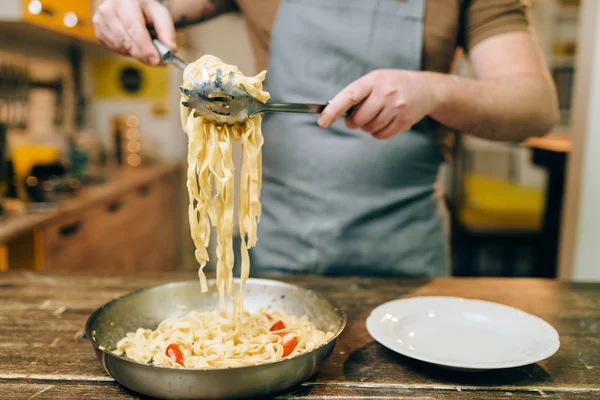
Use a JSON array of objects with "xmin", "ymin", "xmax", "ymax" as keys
[
  {"xmin": 42, "ymin": 210, "xmax": 96, "ymax": 272},
  {"xmin": 40, "ymin": 168, "xmax": 179, "ymax": 273},
  {"xmin": 0, "ymin": 164, "xmax": 182, "ymax": 273},
  {"xmin": 21, "ymin": 0, "xmax": 97, "ymax": 42}
]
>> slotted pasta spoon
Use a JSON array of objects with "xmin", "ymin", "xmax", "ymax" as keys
[{"xmin": 153, "ymin": 39, "xmax": 353, "ymax": 125}]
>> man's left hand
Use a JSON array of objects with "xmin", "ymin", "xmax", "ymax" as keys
[{"xmin": 318, "ymin": 69, "xmax": 439, "ymax": 139}]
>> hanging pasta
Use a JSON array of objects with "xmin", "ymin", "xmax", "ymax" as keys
[
  {"xmin": 180, "ymin": 55, "xmax": 269, "ymax": 315},
  {"xmin": 113, "ymin": 55, "xmax": 332, "ymax": 369}
]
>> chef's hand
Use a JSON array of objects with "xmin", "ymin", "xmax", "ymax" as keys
[
  {"xmin": 93, "ymin": 0, "xmax": 176, "ymax": 65},
  {"xmin": 318, "ymin": 69, "xmax": 439, "ymax": 139}
]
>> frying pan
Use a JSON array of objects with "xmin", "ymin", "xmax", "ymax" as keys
[{"xmin": 86, "ymin": 278, "xmax": 346, "ymax": 399}]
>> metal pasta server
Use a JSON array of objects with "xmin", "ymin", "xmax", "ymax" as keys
[{"xmin": 153, "ymin": 39, "xmax": 353, "ymax": 125}]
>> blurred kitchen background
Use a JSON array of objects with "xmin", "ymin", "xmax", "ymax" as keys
[{"xmin": 0, "ymin": 0, "xmax": 598, "ymax": 281}]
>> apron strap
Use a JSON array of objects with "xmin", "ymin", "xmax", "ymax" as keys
[{"xmin": 458, "ymin": 0, "xmax": 473, "ymax": 50}]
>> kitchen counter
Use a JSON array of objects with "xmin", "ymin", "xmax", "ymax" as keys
[
  {"xmin": 0, "ymin": 272, "xmax": 598, "ymax": 399},
  {"xmin": 0, "ymin": 163, "xmax": 183, "ymax": 273},
  {"xmin": 0, "ymin": 163, "xmax": 181, "ymax": 244}
]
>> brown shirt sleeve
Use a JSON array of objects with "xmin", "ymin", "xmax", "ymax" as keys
[{"xmin": 461, "ymin": 0, "xmax": 530, "ymax": 52}]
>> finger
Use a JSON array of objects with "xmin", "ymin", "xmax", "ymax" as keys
[
  {"xmin": 98, "ymin": 17, "xmax": 134, "ymax": 55},
  {"xmin": 142, "ymin": 1, "xmax": 177, "ymax": 51},
  {"xmin": 117, "ymin": 0, "xmax": 160, "ymax": 65},
  {"xmin": 361, "ymin": 107, "xmax": 395, "ymax": 134},
  {"xmin": 107, "ymin": 21, "xmax": 135, "ymax": 54},
  {"xmin": 372, "ymin": 117, "xmax": 406, "ymax": 140},
  {"xmin": 93, "ymin": 7, "xmax": 131, "ymax": 56},
  {"xmin": 93, "ymin": 2, "xmax": 123, "ymax": 52},
  {"xmin": 318, "ymin": 76, "xmax": 372, "ymax": 128},
  {"xmin": 344, "ymin": 96, "xmax": 383, "ymax": 130}
]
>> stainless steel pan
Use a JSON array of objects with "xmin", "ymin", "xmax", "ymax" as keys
[{"xmin": 86, "ymin": 278, "xmax": 346, "ymax": 399}]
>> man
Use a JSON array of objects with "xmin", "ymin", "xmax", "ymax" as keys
[{"xmin": 93, "ymin": 0, "xmax": 558, "ymax": 277}]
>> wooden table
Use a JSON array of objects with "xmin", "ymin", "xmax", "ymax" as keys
[
  {"xmin": 1, "ymin": 272, "xmax": 598, "ymax": 399},
  {"xmin": 522, "ymin": 133, "xmax": 572, "ymax": 278}
]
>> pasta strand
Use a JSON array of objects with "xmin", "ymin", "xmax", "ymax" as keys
[{"xmin": 114, "ymin": 55, "xmax": 331, "ymax": 369}]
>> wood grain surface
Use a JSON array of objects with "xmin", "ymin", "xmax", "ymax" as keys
[{"xmin": 0, "ymin": 272, "xmax": 598, "ymax": 399}]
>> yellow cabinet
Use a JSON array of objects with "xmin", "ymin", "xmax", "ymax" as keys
[{"xmin": 22, "ymin": 0, "xmax": 97, "ymax": 42}]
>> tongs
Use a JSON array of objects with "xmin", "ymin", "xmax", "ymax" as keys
[{"xmin": 153, "ymin": 39, "xmax": 353, "ymax": 125}]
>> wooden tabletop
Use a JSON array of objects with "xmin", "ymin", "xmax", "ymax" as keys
[
  {"xmin": 0, "ymin": 163, "xmax": 181, "ymax": 244},
  {"xmin": 1, "ymin": 272, "xmax": 598, "ymax": 399}
]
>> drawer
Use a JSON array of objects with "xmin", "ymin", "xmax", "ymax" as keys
[
  {"xmin": 42, "ymin": 211, "xmax": 96, "ymax": 272},
  {"xmin": 42, "ymin": 174, "xmax": 178, "ymax": 273},
  {"xmin": 94, "ymin": 178, "xmax": 176, "ymax": 246},
  {"xmin": 109, "ymin": 178, "xmax": 178, "ymax": 272},
  {"xmin": 23, "ymin": 0, "xmax": 96, "ymax": 42},
  {"xmin": 90, "ymin": 178, "xmax": 177, "ymax": 272}
]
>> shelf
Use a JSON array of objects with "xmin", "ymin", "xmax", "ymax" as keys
[
  {"xmin": 555, "ymin": 6, "xmax": 581, "ymax": 22},
  {"xmin": 551, "ymin": 58, "xmax": 575, "ymax": 68},
  {"xmin": 0, "ymin": 0, "xmax": 101, "ymax": 49},
  {"xmin": 0, "ymin": 21, "xmax": 106, "ymax": 52}
]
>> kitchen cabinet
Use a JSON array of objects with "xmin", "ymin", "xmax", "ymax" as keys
[
  {"xmin": 0, "ymin": 163, "xmax": 181, "ymax": 273},
  {"xmin": 43, "ymin": 173, "xmax": 177, "ymax": 272}
]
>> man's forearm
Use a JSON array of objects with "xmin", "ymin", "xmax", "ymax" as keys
[
  {"xmin": 427, "ymin": 72, "xmax": 559, "ymax": 142},
  {"xmin": 158, "ymin": 0, "xmax": 237, "ymax": 28}
]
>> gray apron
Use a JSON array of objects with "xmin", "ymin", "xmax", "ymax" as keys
[{"xmin": 249, "ymin": 0, "xmax": 448, "ymax": 277}]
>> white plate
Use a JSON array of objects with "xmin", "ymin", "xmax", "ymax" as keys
[{"xmin": 366, "ymin": 296, "xmax": 560, "ymax": 371}]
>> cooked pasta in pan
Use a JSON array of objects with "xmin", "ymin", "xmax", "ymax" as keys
[{"xmin": 114, "ymin": 55, "xmax": 331, "ymax": 369}]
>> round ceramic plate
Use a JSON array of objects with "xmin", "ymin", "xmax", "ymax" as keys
[{"xmin": 366, "ymin": 296, "xmax": 560, "ymax": 371}]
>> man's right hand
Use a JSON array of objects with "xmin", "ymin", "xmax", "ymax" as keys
[{"xmin": 92, "ymin": 0, "xmax": 177, "ymax": 65}]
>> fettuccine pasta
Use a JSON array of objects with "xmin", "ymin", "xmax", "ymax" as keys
[
  {"xmin": 180, "ymin": 55, "xmax": 269, "ymax": 315},
  {"xmin": 113, "ymin": 55, "xmax": 331, "ymax": 369},
  {"xmin": 114, "ymin": 309, "xmax": 331, "ymax": 368}
]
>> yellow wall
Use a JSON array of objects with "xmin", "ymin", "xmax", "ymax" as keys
[{"xmin": 92, "ymin": 57, "xmax": 168, "ymax": 100}]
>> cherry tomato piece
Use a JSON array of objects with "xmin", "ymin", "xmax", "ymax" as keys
[
  {"xmin": 270, "ymin": 320, "xmax": 286, "ymax": 331},
  {"xmin": 282, "ymin": 336, "xmax": 298, "ymax": 357},
  {"xmin": 165, "ymin": 343, "xmax": 184, "ymax": 366}
]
